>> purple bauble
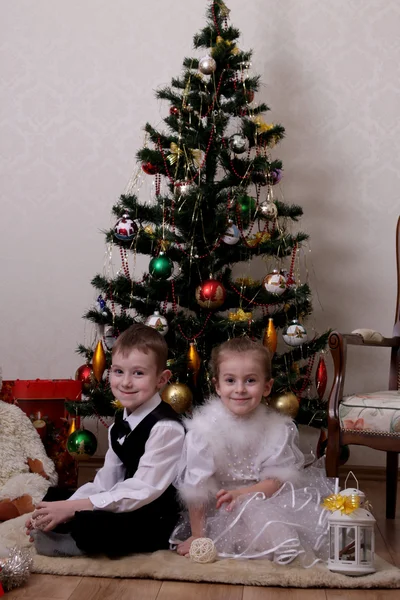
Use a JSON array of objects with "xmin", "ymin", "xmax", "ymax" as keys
[{"xmin": 270, "ymin": 169, "xmax": 283, "ymax": 185}]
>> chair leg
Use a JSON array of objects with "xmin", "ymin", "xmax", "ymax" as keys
[{"xmin": 386, "ymin": 452, "xmax": 398, "ymax": 519}]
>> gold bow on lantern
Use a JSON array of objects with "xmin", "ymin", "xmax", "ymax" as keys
[
  {"xmin": 228, "ymin": 308, "xmax": 253, "ymax": 322},
  {"xmin": 322, "ymin": 494, "xmax": 361, "ymax": 515},
  {"xmin": 167, "ymin": 143, "xmax": 203, "ymax": 168}
]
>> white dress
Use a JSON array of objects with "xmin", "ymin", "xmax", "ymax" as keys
[{"xmin": 171, "ymin": 398, "xmax": 335, "ymax": 566}]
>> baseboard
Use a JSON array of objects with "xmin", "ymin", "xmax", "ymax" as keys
[{"xmin": 339, "ymin": 465, "xmax": 386, "ymax": 481}]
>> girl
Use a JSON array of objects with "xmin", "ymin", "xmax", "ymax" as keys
[{"xmin": 171, "ymin": 337, "xmax": 335, "ymax": 566}]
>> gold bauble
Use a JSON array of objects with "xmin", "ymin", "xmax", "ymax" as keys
[
  {"xmin": 269, "ymin": 391, "xmax": 299, "ymax": 419},
  {"xmin": 161, "ymin": 383, "xmax": 193, "ymax": 414}
]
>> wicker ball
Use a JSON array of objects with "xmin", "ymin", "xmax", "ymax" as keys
[{"xmin": 189, "ymin": 538, "xmax": 217, "ymax": 563}]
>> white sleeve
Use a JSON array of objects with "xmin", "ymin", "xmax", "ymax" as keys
[
  {"xmin": 68, "ymin": 424, "xmax": 125, "ymax": 500},
  {"xmin": 176, "ymin": 429, "xmax": 218, "ymax": 506},
  {"xmin": 259, "ymin": 421, "xmax": 305, "ymax": 484},
  {"xmin": 82, "ymin": 420, "xmax": 185, "ymax": 513}
]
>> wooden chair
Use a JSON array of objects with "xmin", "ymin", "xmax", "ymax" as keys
[{"xmin": 326, "ymin": 216, "xmax": 400, "ymax": 519}]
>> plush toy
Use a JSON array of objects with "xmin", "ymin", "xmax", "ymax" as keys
[{"xmin": 0, "ymin": 400, "xmax": 57, "ymax": 521}]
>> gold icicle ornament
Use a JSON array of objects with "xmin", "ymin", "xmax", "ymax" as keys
[
  {"xmin": 92, "ymin": 340, "xmax": 107, "ymax": 382},
  {"xmin": 263, "ymin": 318, "xmax": 277, "ymax": 355},
  {"xmin": 67, "ymin": 417, "xmax": 77, "ymax": 437},
  {"xmin": 187, "ymin": 343, "xmax": 201, "ymax": 385}
]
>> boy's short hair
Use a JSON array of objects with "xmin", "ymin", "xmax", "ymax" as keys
[
  {"xmin": 112, "ymin": 323, "xmax": 168, "ymax": 373},
  {"xmin": 210, "ymin": 336, "xmax": 272, "ymax": 381}
]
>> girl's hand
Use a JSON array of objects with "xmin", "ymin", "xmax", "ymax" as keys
[
  {"xmin": 25, "ymin": 517, "xmax": 34, "ymax": 542},
  {"xmin": 216, "ymin": 488, "xmax": 241, "ymax": 511},
  {"xmin": 177, "ymin": 535, "xmax": 199, "ymax": 557}
]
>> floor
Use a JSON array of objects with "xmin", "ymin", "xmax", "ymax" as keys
[{"xmin": 4, "ymin": 480, "xmax": 400, "ymax": 600}]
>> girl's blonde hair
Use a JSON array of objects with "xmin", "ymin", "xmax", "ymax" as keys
[{"xmin": 210, "ymin": 336, "xmax": 272, "ymax": 381}]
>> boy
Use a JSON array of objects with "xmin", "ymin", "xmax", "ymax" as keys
[{"xmin": 28, "ymin": 323, "xmax": 185, "ymax": 557}]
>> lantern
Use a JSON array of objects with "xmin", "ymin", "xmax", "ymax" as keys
[{"xmin": 323, "ymin": 475, "xmax": 375, "ymax": 576}]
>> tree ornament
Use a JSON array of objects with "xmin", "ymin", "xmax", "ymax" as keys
[
  {"xmin": 67, "ymin": 429, "xmax": 98, "ymax": 460},
  {"xmin": 189, "ymin": 538, "xmax": 217, "ymax": 563},
  {"xmin": 187, "ymin": 343, "xmax": 201, "ymax": 385},
  {"xmin": 263, "ymin": 318, "xmax": 277, "ymax": 355},
  {"xmin": 269, "ymin": 169, "xmax": 283, "ymax": 185},
  {"xmin": 161, "ymin": 382, "xmax": 193, "ymax": 414},
  {"xmin": 245, "ymin": 89, "xmax": 255, "ymax": 103},
  {"xmin": 67, "ymin": 417, "xmax": 77, "ymax": 437},
  {"xmin": 260, "ymin": 201, "xmax": 278, "ymax": 219},
  {"xmin": 195, "ymin": 278, "xmax": 226, "ymax": 310},
  {"xmin": 282, "ymin": 319, "xmax": 308, "ymax": 347},
  {"xmin": 222, "ymin": 220, "xmax": 240, "ymax": 245},
  {"xmin": 315, "ymin": 355, "xmax": 328, "ymax": 400},
  {"xmin": 142, "ymin": 162, "xmax": 158, "ymax": 175},
  {"xmin": 145, "ymin": 310, "xmax": 169, "ymax": 336},
  {"xmin": 174, "ymin": 181, "xmax": 193, "ymax": 197},
  {"xmin": 199, "ymin": 55, "xmax": 217, "ymax": 75},
  {"xmin": 149, "ymin": 253, "xmax": 173, "ymax": 280},
  {"xmin": 262, "ymin": 270, "xmax": 287, "ymax": 295},
  {"xmin": 104, "ymin": 325, "xmax": 118, "ymax": 350},
  {"xmin": 229, "ymin": 133, "xmax": 248, "ymax": 154},
  {"xmin": 92, "ymin": 340, "xmax": 107, "ymax": 381},
  {"xmin": 280, "ymin": 269, "xmax": 296, "ymax": 288},
  {"xmin": 114, "ymin": 214, "xmax": 138, "ymax": 242},
  {"xmin": 269, "ymin": 391, "xmax": 299, "ymax": 419},
  {"xmin": 238, "ymin": 194, "xmax": 256, "ymax": 214},
  {"xmin": 75, "ymin": 363, "xmax": 94, "ymax": 394},
  {"xmin": 169, "ymin": 106, "xmax": 180, "ymax": 116},
  {"xmin": 228, "ymin": 308, "xmax": 253, "ymax": 321}
]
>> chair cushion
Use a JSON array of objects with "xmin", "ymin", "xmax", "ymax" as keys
[{"xmin": 339, "ymin": 391, "xmax": 400, "ymax": 436}]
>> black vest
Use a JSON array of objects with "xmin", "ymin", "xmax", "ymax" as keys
[{"xmin": 110, "ymin": 401, "xmax": 181, "ymax": 514}]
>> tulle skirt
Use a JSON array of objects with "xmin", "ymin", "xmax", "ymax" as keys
[{"xmin": 170, "ymin": 465, "xmax": 336, "ymax": 567}]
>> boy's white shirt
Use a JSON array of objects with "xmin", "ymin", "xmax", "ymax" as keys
[{"xmin": 68, "ymin": 393, "xmax": 185, "ymax": 512}]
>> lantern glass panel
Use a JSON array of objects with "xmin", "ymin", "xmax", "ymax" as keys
[
  {"xmin": 360, "ymin": 527, "xmax": 373, "ymax": 564},
  {"xmin": 338, "ymin": 526, "xmax": 356, "ymax": 562}
]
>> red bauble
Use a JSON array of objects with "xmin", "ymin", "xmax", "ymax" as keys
[
  {"xmin": 75, "ymin": 364, "xmax": 94, "ymax": 395},
  {"xmin": 245, "ymin": 90, "xmax": 255, "ymax": 103},
  {"xmin": 142, "ymin": 162, "xmax": 158, "ymax": 175},
  {"xmin": 315, "ymin": 356, "xmax": 328, "ymax": 400},
  {"xmin": 195, "ymin": 278, "xmax": 226, "ymax": 310},
  {"xmin": 169, "ymin": 106, "xmax": 180, "ymax": 116}
]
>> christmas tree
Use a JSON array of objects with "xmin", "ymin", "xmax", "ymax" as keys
[{"xmin": 70, "ymin": 0, "xmax": 329, "ymax": 428}]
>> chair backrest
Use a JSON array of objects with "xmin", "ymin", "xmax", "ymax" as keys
[{"xmin": 389, "ymin": 216, "xmax": 400, "ymax": 390}]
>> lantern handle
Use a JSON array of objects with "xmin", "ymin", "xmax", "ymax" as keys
[{"xmin": 344, "ymin": 470, "xmax": 359, "ymax": 490}]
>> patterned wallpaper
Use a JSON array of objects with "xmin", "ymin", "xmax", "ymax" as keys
[{"xmin": 1, "ymin": 1, "xmax": 399, "ymax": 464}]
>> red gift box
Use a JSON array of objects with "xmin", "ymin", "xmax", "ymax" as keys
[{"xmin": 0, "ymin": 379, "xmax": 82, "ymax": 488}]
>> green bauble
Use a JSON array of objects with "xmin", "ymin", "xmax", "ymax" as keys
[
  {"xmin": 149, "ymin": 254, "xmax": 173, "ymax": 280},
  {"xmin": 67, "ymin": 429, "xmax": 97, "ymax": 460},
  {"xmin": 238, "ymin": 194, "xmax": 256, "ymax": 214}
]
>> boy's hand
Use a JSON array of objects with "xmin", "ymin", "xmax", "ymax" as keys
[
  {"xmin": 25, "ymin": 517, "xmax": 34, "ymax": 542},
  {"xmin": 216, "ymin": 488, "xmax": 241, "ymax": 511},
  {"xmin": 32, "ymin": 498, "xmax": 93, "ymax": 532},
  {"xmin": 177, "ymin": 536, "xmax": 199, "ymax": 557}
]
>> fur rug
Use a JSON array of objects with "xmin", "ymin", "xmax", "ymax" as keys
[{"xmin": 1, "ymin": 514, "xmax": 400, "ymax": 589}]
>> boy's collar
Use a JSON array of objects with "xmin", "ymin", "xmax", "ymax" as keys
[{"xmin": 123, "ymin": 392, "xmax": 162, "ymax": 421}]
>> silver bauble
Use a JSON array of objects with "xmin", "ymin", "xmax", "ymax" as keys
[
  {"xmin": 222, "ymin": 222, "xmax": 240, "ymax": 245},
  {"xmin": 283, "ymin": 319, "xmax": 308, "ymax": 347},
  {"xmin": 260, "ymin": 201, "xmax": 278, "ymax": 219},
  {"xmin": 174, "ymin": 181, "xmax": 192, "ymax": 197},
  {"xmin": 199, "ymin": 55, "xmax": 217, "ymax": 75},
  {"xmin": 229, "ymin": 134, "xmax": 248, "ymax": 154}
]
